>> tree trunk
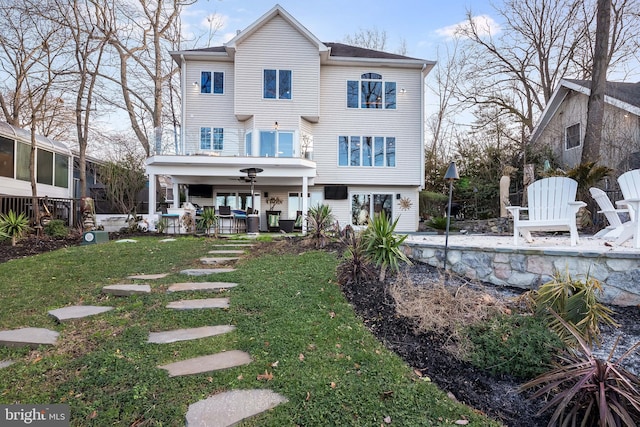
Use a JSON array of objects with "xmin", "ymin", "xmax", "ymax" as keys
[{"xmin": 581, "ymin": 0, "xmax": 611, "ymax": 165}]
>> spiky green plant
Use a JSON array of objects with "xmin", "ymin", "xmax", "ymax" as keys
[
  {"xmin": 197, "ymin": 207, "xmax": 218, "ymax": 237},
  {"xmin": 306, "ymin": 204, "xmax": 335, "ymax": 248},
  {"xmin": 362, "ymin": 210, "xmax": 412, "ymax": 282},
  {"xmin": 531, "ymin": 270, "xmax": 617, "ymax": 348},
  {"xmin": 522, "ymin": 310, "xmax": 640, "ymax": 427},
  {"xmin": 337, "ymin": 228, "xmax": 377, "ymax": 285},
  {"xmin": 0, "ymin": 210, "xmax": 30, "ymax": 246}
]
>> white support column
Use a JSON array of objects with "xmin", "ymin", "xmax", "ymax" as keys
[
  {"xmin": 148, "ymin": 173, "xmax": 156, "ymax": 217},
  {"xmin": 172, "ymin": 181, "xmax": 179, "ymax": 208},
  {"xmin": 301, "ymin": 176, "xmax": 308, "ymax": 234}
]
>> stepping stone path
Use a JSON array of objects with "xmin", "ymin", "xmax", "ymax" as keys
[
  {"xmin": 167, "ymin": 282, "xmax": 239, "ymax": 292},
  {"xmin": 180, "ymin": 268, "xmax": 235, "ymax": 276},
  {"xmin": 3, "ymin": 239, "xmax": 286, "ymax": 425},
  {"xmin": 158, "ymin": 350, "xmax": 252, "ymax": 377},
  {"xmin": 185, "ymin": 389, "xmax": 288, "ymax": 427},
  {"xmin": 116, "ymin": 239, "xmax": 137, "ymax": 243},
  {"xmin": 148, "ymin": 325, "xmax": 235, "ymax": 344},
  {"xmin": 102, "ymin": 284, "xmax": 151, "ymax": 296},
  {"xmin": 166, "ymin": 298, "xmax": 230, "ymax": 310},
  {"xmin": 48, "ymin": 305, "xmax": 113, "ymax": 322},
  {"xmin": 0, "ymin": 327, "xmax": 59, "ymax": 347},
  {"xmin": 0, "ymin": 360, "xmax": 15, "ymax": 369},
  {"xmin": 128, "ymin": 273, "xmax": 169, "ymax": 280},
  {"xmin": 160, "ymin": 238, "xmax": 176, "ymax": 242},
  {"xmin": 210, "ymin": 243, "xmax": 254, "ymax": 248},
  {"xmin": 200, "ymin": 257, "xmax": 239, "ymax": 265}
]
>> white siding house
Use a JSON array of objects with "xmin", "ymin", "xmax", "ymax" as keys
[{"xmin": 146, "ymin": 5, "xmax": 434, "ymax": 232}]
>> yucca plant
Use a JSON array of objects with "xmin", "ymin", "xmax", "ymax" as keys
[
  {"xmin": 197, "ymin": 207, "xmax": 218, "ymax": 237},
  {"xmin": 337, "ymin": 228, "xmax": 377, "ymax": 285},
  {"xmin": 531, "ymin": 270, "xmax": 618, "ymax": 348},
  {"xmin": 306, "ymin": 204, "xmax": 335, "ymax": 248},
  {"xmin": 0, "ymin": 210, "xmax": 30, "ymax": 246},
  {"xmin": 362, "ymin": 210, "xmax": 412, "ymax": 282},
  {"xmin": 522, "ymin": 310, "xmax": 640, "ymax": 427}
]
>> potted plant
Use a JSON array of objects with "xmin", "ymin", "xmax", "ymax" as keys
[{"xmin": 266, "ymin": 196, "xmax": 283, "ymax": 232}]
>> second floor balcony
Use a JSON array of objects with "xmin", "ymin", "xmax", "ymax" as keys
[{"xmin": 178, "ymin": 126, "xmax": 314, "ymax": 160}]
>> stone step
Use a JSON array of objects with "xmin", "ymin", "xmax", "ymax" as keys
[
  {"xmin": 102, "ymin": 284, "xmax": 151, "ymax": 296},
  {"xmin": 210, "ymin": 243, "xmax": 254, "ymax": 248},
  {"xmin": 180, "ymin": 268, "xmax": 235, "ymax": 276},
  {"xmin": 208, "ymin": 250, "xmax": 245, "ymax": 254},
  {"xmin": 0, "ymin": 327, "xmax": 59, "ymax": 347},
  {"xmin": 185, "ymin": 389, "xmax": 288, "ymax": 427},
  {"xmin": 160, "ymin": 238, "xmax": 177, "ymax": 242},
  {"xmin": 158, "ymin": 350, "xmax": 251, "ymax": 377},
  {"xmin": 200, "ymin": 257, "xmax": 239, "ymax": 265},
  {"xmin": 167, "ymin": 282, "xmax": 239, "ymax": 292},
  {"xmin": 48, "ymin": 305, "xmax": 113, "ymax": 322},
  {"xmin": 148, "ymin": 325, "xmax": 235, "ymax": 344},
  {"xmin": 116, "ymin": 239, "xmax": 138, "ymax": 243},
  {"xmin": 0, "ymin": 360, "xmax": 15, "ymax": 369},
  {"xmin": 128, "ymin": 273, "xmax": 169, "ymax": 280},
  {"xmin": 166, "ymin": 298, "xmax": 230, "ymax": 310}
]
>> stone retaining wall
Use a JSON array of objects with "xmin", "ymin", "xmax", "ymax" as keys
[{"xmin": 403, "ymin": 240, "xmax": 640, "ymax": 307}]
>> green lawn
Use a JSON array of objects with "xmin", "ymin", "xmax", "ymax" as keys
[{"xmin": 0, "ymin": 236, "xmax": 500, "ymax": 426}]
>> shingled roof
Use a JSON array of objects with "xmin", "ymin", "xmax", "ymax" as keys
[{"xmin": 565, "ymin": 79, "xmax": 640, "ymax": 109}]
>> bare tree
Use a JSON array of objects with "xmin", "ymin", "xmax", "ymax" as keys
[
  {"xmin": 582, "ymin": 0, "xmax": 612, "ymax": 164},
  {"xmin": 344, "ymin": 27, "xmax": 408, "ymax": 55},
  {"xmin": 93, "ymin": 0, "xmax": 195, "ymax": 156}
]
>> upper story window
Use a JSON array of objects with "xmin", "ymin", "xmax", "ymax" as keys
[
  {"xmin": 565, "ymin": 123, "xmax": 580, "ymax": 150},
  {"xmin": 264, "ymin": 69, "xmax": 292, "ymax": 99},
  {"xmin": 201, "ymin": 71, "xmax": 224, "ymax": 94},
  {"xmin": 200, "ymin": 127, "xmax": 224, "ymax": 150},
  {"xmin": 338, "ymin": 135, "xmax": 395, "ymax": 167},
  {"xmin": 347, "ymin": 73, "xmax": 396, "ymax": 109}
]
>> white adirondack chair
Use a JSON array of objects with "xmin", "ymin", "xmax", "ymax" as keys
[
  {"xmin": 589, "ymin": 187, "xmax": 629, "ymax": 238},
  {"xmin": 615, "ymin": 169, "xmax": 640, "ymax": 248},
  {"xmin": 507, "ymin": 177, "xmax": 586, "ymax": 246}
]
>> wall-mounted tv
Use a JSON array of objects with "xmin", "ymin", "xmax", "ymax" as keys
[
  {"xmin": 189, "ymin": 184, "xmax": 213, "ymax": 198},
  {"xmin": 324, "ymin": 185, "xmax": 348, "ymax": 200}
]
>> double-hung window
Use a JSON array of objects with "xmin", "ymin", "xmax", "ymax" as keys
[
  {"xmin": 201, "ymin": 71, "xmax": 224, "ymax": 94},
  {"xmin": 339, "ymin": 135, "xmax": 396, "ymax": 167},
  {"xmin": 264, "ymin": 69, "xmax": 292, "ymax": 99},
  {"xmin": 347, "ymin": 73, "xmax": 396, "ymax": 109},
  {"xmin": 200, "ymin": 127, "xmax": 224, "ymax": 151},
  {"xmin": 565, "ymin": 123, "xmax": 580, "ymax": 150}
]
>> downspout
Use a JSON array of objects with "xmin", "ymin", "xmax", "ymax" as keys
[
  {"xmin": 420, "ymin": 63, "xmax": 426, "ymax": 192},
  {"xmin": 180, "ymin": 54, "xmax": 186, "ymax": 155}
]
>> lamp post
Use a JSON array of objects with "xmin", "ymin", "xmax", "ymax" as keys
[
  {"xmin": 240, "ymin": 167, "xmax": 263, "ymax": 233},
  {"xmin": 443, "ymin": 162, "xmax": 459, "ymax": 274}
]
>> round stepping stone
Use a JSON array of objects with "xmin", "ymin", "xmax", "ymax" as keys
[
  {"xmin": 128, "ymin": 273, "xmax": 168, "ymax": 280},
  {"xmin": 180, "ymin": 268, "xmax": 235, "ymax": 276},
  {"xmin": 48, "ymin": 305, "xmax": 113, "ymax": 322},
  {"xmin": 148, "ymin": 325, "xmax": 236, "ymax": 344},
  {"xmin": 200, "ymin": 257, "xmax": 239, "ymax": 265},
  {"xmin": 158, "ymin": 350, "xmax": 252, "ymax": 377},
  {"xmin": 0, "ymin": 360, "xmax": 15, "ymax": 369},
  {"xmin": 102, "ymin": 284, "xmax": 151, "ymax": 296},
  {"xmin": 166, "ymin": 298, "xmax": 230, "ymax": 310},
  {"xmin": 0, "ymin": 327, "xmax": 59, "ymax": 347},
  {"xmin": 167, "ymin": 282, "xmax": 239, "ymax": 292},
  {"xmin": 185, "ymin": 389, "xmax": 288, "ymax": 427}
]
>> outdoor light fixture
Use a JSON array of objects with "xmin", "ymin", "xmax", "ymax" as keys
[
  {"xmin": 274, "ymin": 121, "xmax": 279, "ymax": 130},
  {"xmin": 192, "ymin": 81, "xmax": 198, "ymax": 87},
  {"xmin": 443, "ymin": 161, "xmax": 460, "ymax": 274}
]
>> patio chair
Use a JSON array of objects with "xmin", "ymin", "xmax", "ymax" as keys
[
  {"xmin": 615, "ymin": 169, "xmax": 640, "ymax": 248},
  {"xmin": 506, "ymin": 176, "xmax": 586, "ymax": 246},
  {"xmin": 217, "ymin": 206, "xmax": 234, "ymax": 234},
  {"xmin": 589, "ymin": 187, "xmax": 629, "ymax": 238}
]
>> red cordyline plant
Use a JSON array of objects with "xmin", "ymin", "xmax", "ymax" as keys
[{"xmin": 521, "ymin": 310, "xmax": 640, "ymax": 426}]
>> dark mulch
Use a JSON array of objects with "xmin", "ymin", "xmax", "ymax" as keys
[{"xmin": 0, "ymin": 235, "xmax": 82, "ymax": 264}]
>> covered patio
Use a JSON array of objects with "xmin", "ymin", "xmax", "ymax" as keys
[{"xmin": 146, "ymin": 155, "xmax": 316, "ymax": 233}]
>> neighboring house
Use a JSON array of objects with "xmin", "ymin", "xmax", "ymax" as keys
[
  {"xmin": 529, "ymin": 79, "xmax": 640, "ymax": 178},
  {"xmin": 146, "ymin": 4, "xmax": 434, "ymax": 232},
  {"xmin": 0, "ymin": 120, "xmax": 102, "ymax": 222}
]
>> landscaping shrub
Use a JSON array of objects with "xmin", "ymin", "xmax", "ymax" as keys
[
  {"xmin": 44, "ymin": 219, "xmax": 68, "ymax": 238},
  {"xmin": 464, "ymin": 314, "xmax": 563, "ymax": 379},
  {"xmin": 337, "ymin": 229, "xmax": 376, "ymax": 285},
  {"xmin": 0, "ymin": 210, "xmax": 30, "ymax": 246},
  {"xmin": 362, "ymin": 210, "xmax": 411, "ymax": 281},
  {"xmin": 306, "ymin": 203, "xmax": 334, "ymax": 248}
]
